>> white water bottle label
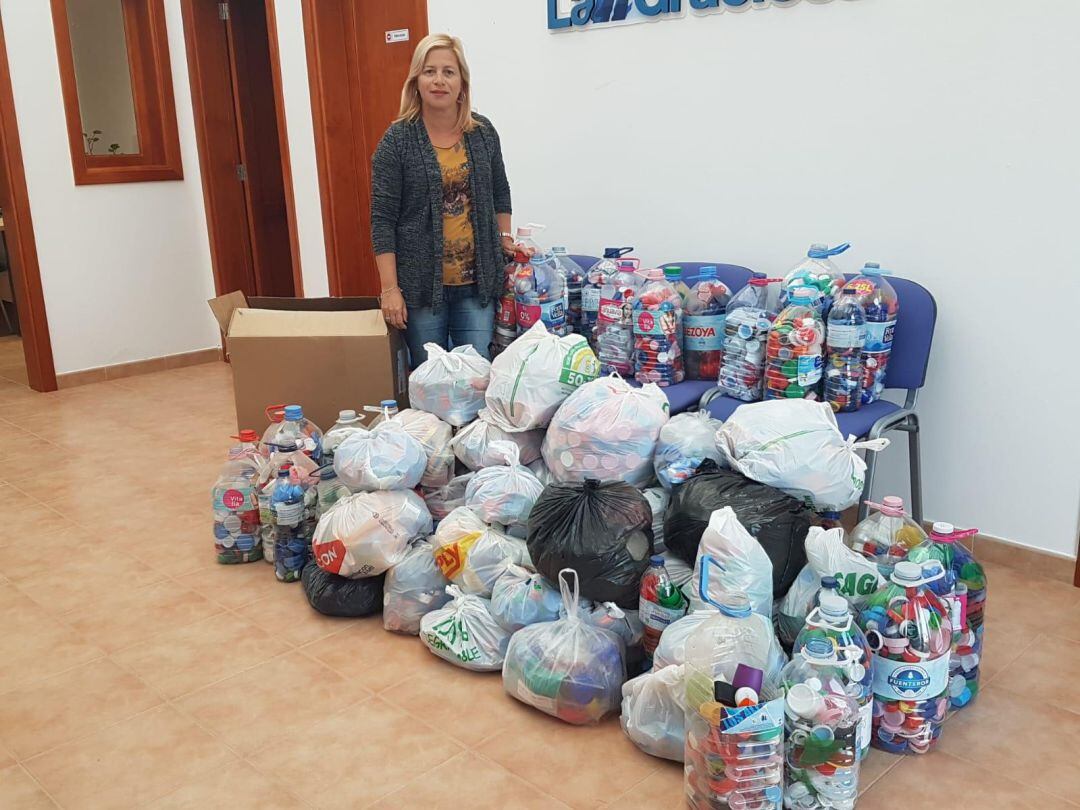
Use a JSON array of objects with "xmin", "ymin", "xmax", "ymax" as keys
[
  {"xmin": 273, "ymin": 501, "xmax": 303, "ymax": 526},
  {"xmin": 828, "ymin": 323, "xmax": 865, "ymax": 349},
  {"xmin": 871, "ymin": 653, "xmax": 950, "ymax": 702},
  {"xmin": 582, "ymin": 287, "xmax": 600, "ymax": 312},
  {"xmin": 795, "ymin": 355, "xmax": 824, "ymax": 386},
  {"xmin": 863, "ymin": 320, "xmax": 896, "ymax": 352}
]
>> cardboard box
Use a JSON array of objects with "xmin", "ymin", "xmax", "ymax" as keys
[{"xmin": 209, "ymin": 292, "xmax": 409, "ymax": 433}]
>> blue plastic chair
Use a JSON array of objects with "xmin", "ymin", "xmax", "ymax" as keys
[
  {"xmin": 658, "ymin": 262, "xmax": 755, "ymax": 296},
  {"xmin": 700, "ymin": 275, "xmax": 937, "ymax": 523}
]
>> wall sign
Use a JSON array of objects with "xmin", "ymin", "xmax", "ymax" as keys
[
  {"xmin": 548, "ymin": 0, "xmax": 855, "ymax": 31},
  {"xmin": 385, "ymin": 28, "xmax": 410, "ymax": 43}
]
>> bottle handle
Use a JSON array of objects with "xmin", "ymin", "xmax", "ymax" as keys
[
  {"xmin": 265, "ymin": 404, "xmax": 285, "ymax": 423},
  {"xmin": 698, "ymin": 554, "xmax": 726, "ymax": 609}
]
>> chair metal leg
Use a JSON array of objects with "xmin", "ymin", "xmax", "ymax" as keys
[
  {"xmin": 907, "ymin": 413, "xmax": 923, "ymax": 525},
  {"xmin": 857, "ymin": 438, "xmax": 879, "ymax": 522}
]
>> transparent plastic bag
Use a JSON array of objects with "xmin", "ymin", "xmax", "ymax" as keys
[
  {"xmin": 451, "ymin": 409, "xmax": 544, "ymax": 471},
  {"xmin": 563, "ymin": 598, "xmax": 644, "ymax": 649},
  {"xmin": 621, "ymin": 664, "xmax": 686, "ymax": 762},
  {"xmin": 490, "ymin": 564, "xmax": 562, "ymax": 632},
  {"xmin": 689, "ymin": 506, "xmax": 774, "ymax": 618},
  {"xmin": 311, "ymin": 489, "xmax": 432, "ymax": 578},
  {"xmin": 431, "ymin": 506, "xmax": 529, "ymax": 597},
  {"xmin": 542, "ymin": 374, "xmax": 670, "ymax": 488},
  {"xmin": 420, "ymin": 585, "xmax": 511, "ymax": 672},
  {"xmin": 421, "ymin": 472, "xmax": 474, "ymax": 524},
  {"xmin": 502, "ymin": 569, "xmax": 626, "ymax": 724},
  {"xmin": 652, "ymin": 411, "xmax": 725, "ymax": 490},
  {"xmin": 464, "ymin": 441, "xmax": 544, "ymax": 527},
  {"xmin": 333, "ymin": 421, "xmax": 427, "ymax": 491},
  {"xmin": 408, "ymin": 343, "xmax": 491, "ymax": 427},
  {"xmin": 383, "ymin": 539, "xmax": 451, "ymax": 635},
  {"xmin": 390, "ymin": 409, "xmax": 454, "ymax": 489},
  {"xmin": 526, "ymin": 457, "xmax": 555, "ymax": 486}
]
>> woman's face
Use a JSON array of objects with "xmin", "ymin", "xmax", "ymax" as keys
[{"xmin": 418, "ymin": 48, "xmax": 462, "ymax": 115}]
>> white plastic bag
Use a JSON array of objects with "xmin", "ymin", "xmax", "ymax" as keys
[
  {"xmin": 527, "ymin": 457, "xmax": 556, "ymax": 486},
  {"xmin": 484, "ymin": 321, "xmax": 600, "ymax": 431},
  {"xmin": 464, "ymin": 441, "xmax": 544, "ymax": 527},
  {"xmin": 383, "ymin": 539, "xmax": 451, "ymax": 635},
  {"xmin": 563, "ymin": 598, "xmax": 644, "ymax": 649},
  {"xmin": 408, "ymin": 343, "xmax": 491, "ymax": 427},
  {"xmin": 421, "ymin": 472, "xmax": 474, "ymax": 524},
  {"xmin": 390, "ymin": 409, "xmax": 454, "ymax": 488},
  {"xmin": 653, "ymin": 411, "xmax": 725, "ymax": 490},
  {"xmin": 451, "ymin": 409, "xmax": 544, "ymax": 471},
  {"xmin": 689, "ymin": 506, "xmax": 774, "ymax": 618},
  {"xmin": 502, "ymin": 569, "xmax": 626, "ymax": 724},
  {"xmin": 653, "ymin": 608, "xmax": 787, "ymax": 685},
  {"xmin": 490, "ymin": 564, "xmax": 562, "ymax": 632},
  {"xmin": 431, "ymin": 506, "xmax": 529, "ymax": 596},
  {"xmin": 661, "ymin": 551, "xmax": 694, "ymax": 592},
  {"xmin": 717, "ymin": 399, "xmax": 888, "ymax": 512},
  {"xmin": 543, "ymin": 374, "xmax": 670, "ymax": 487},
  {"xmin": 621, "ymin": 664, "xmax": 686, "ymax": 762},
  {"xmin": 643, "ymin": 487, "xmax": 669, "ymax": 553},
  {"xmin": 420, "ymin": 585, "xmax": 511, "ymax": 672},
  {"xmin": 333, "ymin": 421, "xmax": 427, "ymax": 491},
  {"xmin": 311, "ymin": 490, "xmax": 432, "ymax": 578}
]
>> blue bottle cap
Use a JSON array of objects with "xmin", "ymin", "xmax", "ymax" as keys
[
  {"xmin": 821, "ymin": 575, "xmax": 839, "ymax": 590},
  {"xmin": 283, "ymin": 405, "xmax": 303, "ymax": 421},
  {"xmin": 380, "ymin": 399, "xmax": 398, "ymax": 408},
  {"xmin": 698, "ymin": 265, "xmax": 717, "ymax": 279},
  {"xmin": 649, "ymin": 555, "xmax": 665, "ymax": 566}
]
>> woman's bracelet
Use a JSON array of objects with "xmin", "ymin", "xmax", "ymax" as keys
[{"xmin": 377, "ymin": 286, "xmax": 400, "ymax": 302}]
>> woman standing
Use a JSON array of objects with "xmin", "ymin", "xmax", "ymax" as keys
[{"xmin": 371, "ymin": 33, "xmax": 514, "ymax": 368}]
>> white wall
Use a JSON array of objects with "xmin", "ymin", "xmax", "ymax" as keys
[
  {"xmin": 2, "ymin": 0, "xmax": 221, "ymax": 374},
  {"xmin": 429, "ymin": 0, "xmax": 1080, "ymax": 556}
]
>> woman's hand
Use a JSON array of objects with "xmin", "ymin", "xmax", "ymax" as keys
[
  {"xmin": 500, "ymin": 234, "xmax": 516, "ymax": 258},
  {"xmin": 381, "ymin": 288, "xmax": 408, "ymax": 330}
]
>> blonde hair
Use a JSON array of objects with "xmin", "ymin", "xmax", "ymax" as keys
[{"xmin": 397, "ymin": 33, "xmax": 478, "ymax": 133}]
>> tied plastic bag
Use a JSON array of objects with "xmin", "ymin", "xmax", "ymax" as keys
[
  {"xmin": 643, "ymin": 487, "xmax": 669, "ymax": 553},
  {"xmin": 776, "ymin": 527, "xmax": 885, "ymax": 643},
  {"xmin": 689, "ymin": 506, "xmax": 774, "ymax": 618},
  {"xmin": 301, "ymin": 561, "xmax": 383, "ymax": 618},
  {"xmin": 490, "ymin": 564, "xmax": 562, "ymax": 632},
  {"xmin": 431, "ymin": 506, "xmax": 530, "ymax": 597},
  {"xmin": 717, "ymin": 399, "xmax": 889, "ymax": 512},
  {"xmin": 664, "ymin": 462, "xmax": 813, "ymax": 599},
  {"xmin": 383, "ymin": 539, "xmax": 451, "ymax": 635},
  {"xmin": 653, "ymin": 411, "xmax": 725, "ymax": 490},
  {"xmin": 543, "ymin": 375, "xmax": 670, "ymax": 488},
  {"xmin": 408, "ymin": 343, "xmax": 491, "ymax": 427},
  {"xmin": 390, "ymin": 409, "xmax": 454, "ymax": 489},
  {"xmin": 420, "ymin": 586, "xmax": 511, "ymax": 671},
  {"xmin": 464, "ymin": 441, "xmax": 544, "ymax": 527},
  {"xmin": 311, "ymin": 490, "xmax": 432, "ymax": 578},
  {"xmin": 333, "ymin": 421, "xmax": 427, "ymax": 491},
  {"xmin": 620, "ymin": 664, "xmax": 686, "ymax": 762},
  {"xmin": 421, "ymin": 472, "xmax": 474, "ymax": 524},
  {"xmin": 484, "ymin": 321, "xmax": 600, "ymax": 431},
  {"xmin": 502, "ymin": 569, "xmax": 626, "ymax": 724},
  {"xmin": 451, "ymin": 409, "xmax": 544, "ymax": 471},
  {"xmin": 564, "ymin": 598, "xmax": 644, "ymax": 649},
  {"xmin": 527, "ymin": 479, "xmax": 654, "ymax": 609},
  {"xmin": 652, "ymin": 609, "xmax": 787, "ymax": 685}
]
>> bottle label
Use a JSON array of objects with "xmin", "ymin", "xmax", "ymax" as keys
[
  {"xmin": 795, "ymin": 355, "xmax": 824, "ymax": 386},
  {"xmin": 495, "ymin": 295, "xmax": 517, "ymax": 328},
  {"xmin": 871, "ymin": 653, "xmax": 950, "ymax": 702},
  {"xmin": 639, "ymin": 599, "xmax": 686, "ymax": 629},
  {"xmin": 559, "ymin": 340, "xmax": 600, "ymax": 389},
  {"xmin": 863, "ymin": 320, "xmax": 896, "ymax": 353},
  {"xmin": 684, "ymin": 314, "xmax": 725, "ymax": 351},
  {"xmin": 215, "ymin": 486, "xmax": 254, "ymax": 512},
  {"xmin": 273, "ymin": 500, "xmax": 303, "ymax": 526},
  {"xmin": 828, "ymin": 323, "xmax": 865, "ymax": 350},
  {"xmin": 634, "ymin": 309, "xmax": 681, "ymax": 338},
  {"xmin": 517, "ymin": 299, "xmax": 566, "ymax": 332},
  {"xmin": 598, "ymin": 297, "xmax": 631, "ymax": 326},
  {"xmin": 582, "ymin": 287, "xmax": 601, "ymax": 312},
  {"xmin": 857, "ymin": 701, "xmax": 873, "ymax": 752}
]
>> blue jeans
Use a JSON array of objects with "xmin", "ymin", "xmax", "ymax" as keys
[{"xmin": 404, "ymin": 284, "xmax": 493, "ymax": 369}]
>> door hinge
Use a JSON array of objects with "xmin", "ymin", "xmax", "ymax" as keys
[
  {"xmin": 218, "ymin": 2, "xmax": 230, "ymax": 21},
  {"xmin": 236, "ymin": 163, "xmax": 247, "ymax": 182}
]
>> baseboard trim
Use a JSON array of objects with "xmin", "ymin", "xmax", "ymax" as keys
[
  {"xmin": 969, "ymin": 533, "xmax": 1076, "ymax": 586},
  {"xmin": 56, "ymin": 347, "xmax": 222, "ymax": 389}
]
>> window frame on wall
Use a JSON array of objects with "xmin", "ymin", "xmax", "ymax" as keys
[{"xmin": 50, "ymin": 0, "xmax": 183, "ymax": 185}]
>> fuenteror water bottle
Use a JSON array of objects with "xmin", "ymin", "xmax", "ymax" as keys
[
  {"xmin": 515, "ymin": 252, "xmax": 567, "ymax": 335},
  {"xmin": 322, "ymin": 409, "xmax": 366, "ymax": 466},
  {"xmin": 268, "ymin": 462, "xmax": 312, "ymax": 583},
  {"xmin": 684, "ymin": 557, "xmax": 784, "ymax": 810},
  {"xmin": 719, "ymin": 278, "xmax": 779, "ymax": 402},
  {"xmin": 793, "ymin": 590, "xmax": 874, "ymax": 761},
  {"xmin": 858, "ymin": 560, "xmax": 952, "ymax": 755},
  {"xmin": 582, "ymin": 248, "xmax": 634, "ymax": 348},
  {"xmin": 682, "ymin": 266, "xmax": 730, "ymax": 381},
  {"xmin": 764, "ymin": 287, "xmax": 825, "ymax": 401},
  {"xmin": 824, "ymin": 288, "xmax": 867, "ymax": 413},
  {"xmin": 596, "ymin": 258, "xmax": 641, "ymax": 376},
  {"xmin": 848, "ymin": 496, "xmax": 929, "ymax": 578},
  {"xmin": 211, "ymin": 430, "xmax": 264, "ymax": 564},
  {"xmin": 842, "ymin": 263, "xmax": 899, "ymax": 405},
  {"xmin": 639, "ymin": 555, "xmax": 688, "ymax": 667},
  {"xmin": 781, "ymin": 242, "xmax": 850, "ymax": 316},
  {"xmin": 261, "ymin": 404, "xmax": 323, "ymax": 463},
  {"xmin": 633, "ymin": 268, "xmax": 684, "ymax": 386},
  {"xmin": 552, "ymin": 247, "xmax": 585, "ymax": 334}
]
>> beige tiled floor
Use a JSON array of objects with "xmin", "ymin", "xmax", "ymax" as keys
[{"xmin": 0, "ymin": 361, "xmax": 1077, "ymax": 809}]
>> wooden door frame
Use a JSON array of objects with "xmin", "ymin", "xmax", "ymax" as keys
[
  {"xmin": 0, "ymin": 10, "xmax": 58, "ymax": 392},
  {"xmin": 181, "ymin": 0, "xmax": 303, "ymax": 298}
]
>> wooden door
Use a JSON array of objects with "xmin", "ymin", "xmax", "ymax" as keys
[{"xmin": 303, "ymin": 0, "xmax": 428, "ymax": 296}]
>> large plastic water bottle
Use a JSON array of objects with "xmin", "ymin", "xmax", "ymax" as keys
[
  {"xmin": 261, "ymin": 404, "xmax": 323, "ymax": 463},
  {"xmin": 582, "ymin": 247, "xmax": 634, "ymax": 347},
  {"xmin": 639, "ymin": 555, "xmax": 687, "ymax": 667},
  {"xmin": 719, "ymin": 278, "xmax": 778, "ymax": 401},
  {"xmin": 781, "ymin": 243, "xmax": 850, "ymax": 316},
  {"xmin": 552, "ymin": 247, "xmax": 585, "ymax": 334},
  {"xmin": 515, "ymin": 252, "xmax": 567, "ymax": 335},
  {"xmin": 268, "ymin": 462, "xmax": 312, "ymax": 583},
  {"xmin": 365, "ymin": 400, "xmax": 399, "ymax": 429},
  {"xmin": 824, "ymin": 288, "xmax": 867, "ymax": 413},
  {"xmin": 682, "ymin": 266, "xmax": 730, "ymax": 381},
  {"xmin": 780, "ymin": 636, "xmax": 861, "ymax": 808},
  {"xmin": 596, "ymin": 258, "xmax": 641, "ymax": 376},
  {"xmin": 848, "ymin": 496, "xmax": 929, "ymax": 578},
  {"xmin": 793, "ymin": 590, "xmax": 875, "ymax": 761},
  {"xmin": 764, "ymin": 287, "xmax": 825, "ymax": 401},
  {"xmin": 492, "ymin": 253, "xmax": 523, "ymax": 357},
  {"xmin": 211, "ymin": 430, "xmax": 264, "ymax": 564},
  {"xmin": 664, "ymin": 265, "xmax": 692, "ymax": 312},
  {"xmin": 322, "ymin": 410, "xmax": 366, "ymax": 466},
  {"xmin": 633, "ymin": 268, "xmax": 684, "ymax": 386},
  {"xmin": 858, "ymin": 560, "xmax": 952, "ymax": 755},
  {"xmin": 842, "ymin": 263, "xmax": 899, "ymax": 405}
]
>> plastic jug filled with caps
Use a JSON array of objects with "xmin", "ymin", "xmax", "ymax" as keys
[
  {"xmin": 552, "ymin": 247, "xmax": 586, "ymax": 335},
  {"xmin": 633, "ymin": 268, "xmax": 684, "ymax": 386},
  {"xmin": 261, "ymin": 404, "xmax": 323, "ymax": 463},
  {"xmin": 321, "ymin": 410, "xmax": 366, "ymax": 466},
  {"xmin": 824, "ymin": 288, "xmax": 867, "ymax": 413},
  {"xmin": 211, "ymin": 430, "xmax": 265, "ymax": 564},
  {"xmin": 596, "ymin": 257, "xmax": 642, "ymax": 376},
  {"xmin": 719, "ymin": 277, "xmax": 780, "ymax": 402},
  {"xmin": 682, "ymin": 266, "xmax": 730, "ymax": 382},
  {"xmin": 267, "ymin": 460, "xmax": 314, "ymax": 583},
  {"xmin": 516, "ymin": 251, "xmax": 568, "ymax": 336},
  {"xmin": 582, "ymin": 247, "xmax": 634, "ymax": 347},
  {"xmin": 764, "ymin": 287, "xmax": 825, "ymax": 401},
  {"xmin": 780, "ymin": 242, "xmax": 850, "ymax": 317},
  {"xmin": 848, "ymin": 497, "xmax": 929, "ymax": 578},
  {"xmin": 842, "ymin": 263, "xmax": 899, "ymax": 405}
]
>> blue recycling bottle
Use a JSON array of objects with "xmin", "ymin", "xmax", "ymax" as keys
[{"xmin": 824, "ymin": 288, "xmax": 867, "ymax": 413}]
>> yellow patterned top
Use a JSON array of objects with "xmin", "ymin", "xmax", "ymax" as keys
[{"xmin": 435, "ymin": 142, "xmax": 476, "ymax": 286}]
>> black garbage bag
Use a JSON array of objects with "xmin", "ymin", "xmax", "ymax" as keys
[
  {"xmin": 301, "ymin": 561, "xmax": 384, "ymax": 618},
  {"xmin": 664, "ymin": 461, "xmax": 812, "ymax": 599},
  {"xmin": 526, "ymin": 479, "xmax": 653, "ymax": 609}
]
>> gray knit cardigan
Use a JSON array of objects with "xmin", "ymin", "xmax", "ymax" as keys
[{"xmin": 370, "ymin": 114, "xmax": 512, "ymax": 313}]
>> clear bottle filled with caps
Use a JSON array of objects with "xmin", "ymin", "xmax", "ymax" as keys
[
  {"xmin": 552, "ymin": 247, "xmax": 586, "ymax": 334},
  {"xmin": 582, "ymin": 247, "xmax": 634, "ymax": 348},
  {"xmin": 515, "ymin": 251, "xmax": 568, "ymax": 336},
  {"xmin": 824, "ymin": 289, "xmax": 867, "ymax": 413},
  {"xmin": 633, "ymin": 268, "xmax": 685, "ymax": 386},
  {"xmin": 841, "ymin": 263, "xmax": 899, "ymax": 405},
  {"xmin": 780, "ymin": 243, "xmax": 850, "ymax": 317},
  {"xmin": 719, "ymin": 278, "xmax": 780, "ymax": 402},
  {"xmin": 848, "ymin": 497, "xmax": 929, "ymax": 579},
  {"xmin": 765, "ymin": 288, "xmax": 825, "ymax": 401},
  {"xmin": 596, "ymin": 257, "xmax": 641, "ymax": 376},
  {"xmin": 683, "ymin": 266, "xmax": 731, "ymax": 381},
  {"xmin": 261, "ymin": 404, "xmax": 323, "ymax": 464},
  {"xmin": 211, "ymin": 430, "xmax": 264, "ymax": 564}
]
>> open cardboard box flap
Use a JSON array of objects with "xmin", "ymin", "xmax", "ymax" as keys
[{"xmin": 208, "ymin": 292, "xmax": 386, "ymax": 336}]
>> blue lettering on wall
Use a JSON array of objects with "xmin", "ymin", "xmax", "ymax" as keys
[{"xmin": 549, "ymin": 0, "xmax": 850, "ymax": 30}]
